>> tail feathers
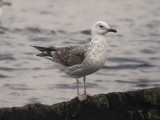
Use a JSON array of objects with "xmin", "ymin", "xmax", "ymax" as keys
[
  {"xmin": 31, "ymin": 45, "xmax": 56, "ymax": 57},
  {"xmin": 30, "ymin": 45, "xmax": 55, "ymax": 52},
  {"xmin": 37, "ymin": 52, "xmax": 48, "ymax": 57}
]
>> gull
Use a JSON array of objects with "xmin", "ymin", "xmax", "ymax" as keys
[
  {"xmin": 0, "ymin": 0, "xmax": 11, "ymax": 23},
  {"xmin": 0, "ymin": 0, "xmax": 11, "ymax": 7},
  {"xmin": 32, "ymin": 21, "xmax": 117, "ymax": 101}
]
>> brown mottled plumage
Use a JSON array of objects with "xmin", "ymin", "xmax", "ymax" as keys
[{"xmin": 32, "ymin": 45, "xmax": 88, "ymax": 66}]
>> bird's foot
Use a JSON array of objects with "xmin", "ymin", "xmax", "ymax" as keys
[
  {"xmin": 77, "ymin": 94, "xmax": 87, "ymax": 101},
  {"xmin": 84, "ymin": 92, "xmax": 92, "ymax": 97}
]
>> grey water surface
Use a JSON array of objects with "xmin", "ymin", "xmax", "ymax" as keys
[{"xmin": 0, "ymin": 0, "xmax": 160, "ymax": 107}]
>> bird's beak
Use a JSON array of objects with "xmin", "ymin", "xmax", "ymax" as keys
[{"xmin": 108, "ymin": 28, "xmax": 117, "ymax": 33}]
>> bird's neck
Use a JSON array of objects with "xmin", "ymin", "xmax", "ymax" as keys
[
  {"xmin": 89, "ymin": 34, "xmax": 107, "ymax": 50},
  {"xmin": 91, "ymin": 34, "xmax": 106, "ymax": 43}
]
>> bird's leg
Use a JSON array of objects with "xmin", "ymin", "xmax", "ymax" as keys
[
  {"xmin": 76, "ymin": 78, "xmax": 80, "ymax": 96},
  {"xmin": 83, "ymin": 76, "xmax": 87, "ymax": 95},
  {"xmin": 76, "ymin": 78, "xmax": 87, "ymax": 101},
  {"xmin": 83, "ymin": 76, "xmax": 92, "ymax": 96}
]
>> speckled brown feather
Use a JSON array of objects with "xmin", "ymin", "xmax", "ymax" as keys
[
  {"xmin": 53, "ymin": 46, "xmax": 87, "ymax": 66},
  {"xmin": 32, "ymin": 45, "xmax": 87, "ymax": 66}
]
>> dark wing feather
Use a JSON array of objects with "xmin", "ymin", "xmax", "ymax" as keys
[
  {"xmin": 32, "ymin": 45, "xmax": 87, "ymax": 66},
  {"xmin": 53, "ymin": 46, "xmax": 87, "ymax": 66},
  {"xmin": 31, "ymin": 45, "xmax": 55, "ymax": 52},
  {"xmin": 31, "ymin": 45, "xmax": 56, "ymax": 57}
]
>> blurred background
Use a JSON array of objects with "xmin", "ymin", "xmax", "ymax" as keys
[{"xmin": 0, "ymin": 0, "xmax": 160, "ymax": 107}]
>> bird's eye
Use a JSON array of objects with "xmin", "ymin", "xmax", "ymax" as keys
[{"xmin": 99, "ymin": 25, "xmax": 104, "ymax": 28}]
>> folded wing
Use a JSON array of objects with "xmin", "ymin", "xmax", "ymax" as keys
[{"xmin": 32, "ymin": 45, "xmax": 88, "ymax": 66}]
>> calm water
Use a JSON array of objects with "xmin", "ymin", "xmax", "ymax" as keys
[{"xmin": 0, "ymin": 0, "xmax": 160, "ymax": 107}]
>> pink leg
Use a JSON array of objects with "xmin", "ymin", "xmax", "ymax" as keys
[
  {"xmin": 76, "ymin": 78, "xmax": 80, "ymax": 95},
  {"xmin": 76, "ymin": 78, "xmax": 87, "ymax": 101},
  {"xmin": 83, "ymin": 76, "xmax": 92, "ymax": 96},
  {"xmin": 83, "ymin": 76, "xmax": 87, "ymax": 95}
]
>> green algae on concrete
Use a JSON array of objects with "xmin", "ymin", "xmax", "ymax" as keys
[{"xmin": 0, "ymin": 87, "xmax": 160, "ymax": 120}]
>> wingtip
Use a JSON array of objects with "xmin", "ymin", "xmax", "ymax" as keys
[
  {"xmin": 30, "ymin": 45, "xmax": 40, "ymax": 49},
  {"xmin": 29, "ymin": 45, "xmax": 35, "ymax": 47},
  {"xmin": 29, "ymin": 45, "xmax": 35, "ymax": 48}
]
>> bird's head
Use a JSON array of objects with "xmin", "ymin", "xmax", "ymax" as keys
[{"xmin": 92, "ymin": 21, "xmax": 117, "ymax": 36}]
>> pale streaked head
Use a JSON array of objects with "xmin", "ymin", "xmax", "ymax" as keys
[{"xmin": 92, "ymin": 21, "xmax": 117, "ymax": 35}]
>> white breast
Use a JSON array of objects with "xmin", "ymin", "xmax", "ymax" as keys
[{"xmin": 85, "ymin": 36, "xmax": 107, "ymax": 70}]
